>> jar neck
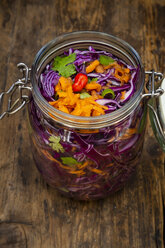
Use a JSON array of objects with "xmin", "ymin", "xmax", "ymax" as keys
[{"xmin": 31, "ymin": 31, "xmax": 145, "ymax": 129}]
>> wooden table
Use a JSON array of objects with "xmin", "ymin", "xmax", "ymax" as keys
[{"xmin": 0, "ymin": 0, "xmax": 164, "ymax": 247}]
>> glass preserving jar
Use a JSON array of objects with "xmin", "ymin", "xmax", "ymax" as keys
[{"xmin": 0, "ymin": 31, "xmax": 164, "ymax": 200}]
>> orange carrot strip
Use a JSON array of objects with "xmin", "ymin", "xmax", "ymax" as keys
[
  {"xmin": 86, "ymin": 60, "xmax": 100, "ymax": 73},
  {"xmin": 92, "ymin": 110, "xmax": 101, "ymax": 116},
  {"xmin": 49, "ymin": 101, "xmax": 57, "ymax": 106},
  {"xmin": 59, "ymin": 76, "xmax": 73, "ymax": 91},
  {"xmin": 120, "ymin": 91, "xmax": 126, "ymax": 100},
  {"xmin": 57, "ymin": 91, "xmax": 67, "ymax": 98},
  {"xmin": 85, "ymin": 82, "xmax": 101, "ymax": 92},
  {"xmin": 80, "ymin": 105, "xmax": 93, "ymax": 117},
  {"xmin": 107, "ymin": 163, "xmax": 114, "ymax": 167},
  {"xmin": 69, "ymin": 170, "xmax": 86, "ymax": 175},
  {"xmin": 78, "ymin": 129, "xmax": 99, "ymax": 134},
  {"xmin": 55, "ymin": 82, "xmax": 61, "ymax": 92},
  {"xmin": 77, "ymin": 161, "xmax": 89, "ymax": 170},
  {"xmin": 88, "ymin": 167, "xmax": 106, "ymax": 176},
  {"xmin": 41, "ymin": 150, "xmax": 83, "ymax": 172},
  {"xmin": 58, "ymin": 105, "xmax": 70, "ymax": 114},
  {"xmin": 92, "ymin": 105, "xmax": 105, "ymax": 115},
  {"xmin": 122, "ymin": 74, "xmax": 130, "ymax": 83},
  {"xmin": 119, "ymin": 128, "xmax": 137, "ymax": 140},
  {"xmin": 41, "ymin": 150, "xmax": 64, "ymax": 166},
  {"xmin": 124, "ymin": 68, "xmax": 130, "ymax": 74},
  {"xmin": 70, "ymin": 102, "xmax": 82, "ymax": 116}
]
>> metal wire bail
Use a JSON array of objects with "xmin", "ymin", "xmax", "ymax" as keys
[
  {"xmin": 0, "ymin": 63, "xmax": 32, "ymax": 120},
  {"xmin": 142, "ymin": 70, "xmax": 164, "ymax": 99}
]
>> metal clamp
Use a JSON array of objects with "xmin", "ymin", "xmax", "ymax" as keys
[
  {"xmin": 143, "ymin": 70, "xmax": 165, "ymax": 145},
  {"xmin": 148, "ymin": 103, "xmax": 165, "ymax": 140},
  {"xmin": 142, "ymin": 70, "xmax": 164, "ymax": 99},
  {"xmin": 0, "ymin": 63, "xmax": 32, "ymax": 120}
]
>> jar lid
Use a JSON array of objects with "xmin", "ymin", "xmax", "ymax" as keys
[{"xmin": 149, "ymin": 78, "xmax": 165, "ymax": 151}]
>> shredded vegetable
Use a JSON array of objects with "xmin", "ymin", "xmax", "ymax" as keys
[
  {"xmin": 39, "ymin": 47, "xmax": 138, "ymax": 116},
  {"xmin": 27, "ymin": 45, "xmax": 146, "ymax": 200}
]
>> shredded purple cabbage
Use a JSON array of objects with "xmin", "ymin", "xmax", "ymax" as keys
[
  {"xmin": 39, "ymin": 46, "xmax": 139, "ymax": 115},
  {"xmin": 40, "ymin": 69, "xmax": 60, "ymax": 97},
  {"xmin": 28, "ymin": 94, "xmax": 146, "ymax": 200}
]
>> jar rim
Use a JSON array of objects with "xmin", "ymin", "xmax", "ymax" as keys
[{"xmin": 31, "ymin": 31, "xmax": 145, "ymax": 129}]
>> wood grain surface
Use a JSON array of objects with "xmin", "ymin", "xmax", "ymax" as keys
[{"xmin": 0, "ymin": 0, "xmax": 164, "ymax": 247}]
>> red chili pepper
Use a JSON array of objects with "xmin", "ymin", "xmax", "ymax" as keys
[{"xmin": 72, "ymin": 73, "xmax": 88, "ymax": 92}]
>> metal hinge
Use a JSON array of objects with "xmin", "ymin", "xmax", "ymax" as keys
[
  {"xmin": 0, "ymin": 63, "xmax": 32, "ymax": 120},
  {"xmin": 142, "ymin": 70, "xmax": 164, "ymax": 99}
]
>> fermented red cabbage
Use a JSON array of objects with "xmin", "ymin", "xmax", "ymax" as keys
[
  {"xmin": 27, "ymin": 46, "xmax": 146, "ymax": 200},
  {"xmin": 39, "ymin": 47, "xmax": 138, "ymax": 116}
]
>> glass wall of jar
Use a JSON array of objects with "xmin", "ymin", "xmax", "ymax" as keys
[{"xmin": 28, "ymin": 31, "xmax": 146, "ymax": 200}]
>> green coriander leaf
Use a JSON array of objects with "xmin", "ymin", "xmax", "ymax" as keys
[
  {"xmin": 60, "ymin": 64, "xmax": 76, "ymax": 78},
  {"xmin": 91, "ymin": 78, "xmax": 98, "ymax": 82},
  {"xmin": 53, "ymin": 56, "xmax": 61, "ymax": 66},
  {"xmin": 49, "ymin": 135, "xmax": 64, "ymax": 153},
  {"xmin": 88, "ymin": 78, "xmax": 98, "ymax": 84},
  {"xmin": 80, "ymin": 92, "xmax": 91, "ymax": 99},
  {"xmin": 99, "ymin": 55, "xmax": 115, "ymax": 66},
  {"xmin": 52, "ymin": 53, "xmax": 76, "ymax": 77},
  {"xmin": 54, "ymin": 53, "xmax": 76, "ymax": 67},
  {"xmin": 61, "ymin": 157, "xmax": 78, "ymax": 167},
  {"xmin": 101, "ymin": 89, "xmax": 115, "ymax": 99}
]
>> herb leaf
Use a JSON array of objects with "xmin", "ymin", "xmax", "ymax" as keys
[
  {"xmin": 80, "ymin": 92, "xmax": 91, "ymax": 99},
  {"xmin": 52, "ymin": 53, "xmax": 76, "ymax": 77},
  {"xmin": 99, "ymin": 55, "xmax": 115, "ymax": 66},
  {"xmin": 49, "ymin": 135, "xmax": 64, "ymax": 153},
  {"xmin": 61, "ymin": 157, "xmax": 78, "ymax": 166},
  {"xmin": 91, "ymin": 78, "xmax": 98, "ymax": 82},
  {"xmin": 88, "ymin": 78, "xmax": 98, "ymax": 84}
]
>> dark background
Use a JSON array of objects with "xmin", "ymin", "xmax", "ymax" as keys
[{"xmin": 0, "ymin": 0, "xmax": 164, "ymax": 247}]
